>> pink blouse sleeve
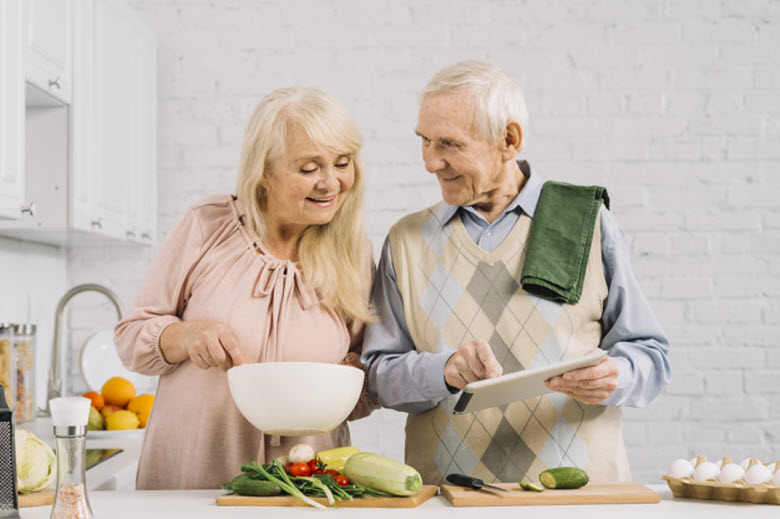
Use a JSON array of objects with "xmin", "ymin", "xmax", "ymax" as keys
[{"xmin": 114, "ymin": 208, "xmax": 204, "ymax": 376}]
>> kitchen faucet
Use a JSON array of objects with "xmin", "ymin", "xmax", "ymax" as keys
[{"xmin": 44, "ymin": 284, "xmax": 124, "ymax": 413}]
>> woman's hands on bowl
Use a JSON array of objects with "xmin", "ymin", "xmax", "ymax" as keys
[{"xmin": 160, "ymin": 320, "xmax": 249, "ymax": 370}]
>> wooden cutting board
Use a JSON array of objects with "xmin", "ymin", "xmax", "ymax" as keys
[
  {"xmin": 217, "ymin": 485, "xmax": 438, "ymax": 508},
  {"xmin": 441, "ymin": 482, "xmax": 660, "ymax": 506},
  {"xmin": 18, "ymin": 489, "xmax": 55, "ymax": 507}
]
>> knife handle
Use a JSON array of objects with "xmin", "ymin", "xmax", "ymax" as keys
[{"xmin": 446, "ymin": 473, "xmax": 484, "ymax": 489}]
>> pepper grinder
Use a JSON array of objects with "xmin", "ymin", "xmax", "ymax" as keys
[{"xmin": 49, "ymin": 397, "xmax": 93, "ymax": 519}]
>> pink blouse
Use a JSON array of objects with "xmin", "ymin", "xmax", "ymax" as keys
[{"xmin": 114, "ymin": 194, "xmax": 375, "ymax": 489}]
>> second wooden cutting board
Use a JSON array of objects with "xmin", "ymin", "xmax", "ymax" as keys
[{"xmin": 440, "ymin": 482, "xmax": 660, "ymax": 506}]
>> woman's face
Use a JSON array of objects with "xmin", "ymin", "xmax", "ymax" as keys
[{"xmin": 263, "ymin": 129, "xmax": 355, "ymax": 231}]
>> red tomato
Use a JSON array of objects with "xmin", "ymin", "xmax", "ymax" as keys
[
  {"xmin": 324, "ymin": 469, "xmax": 340, "ymax": 477},
  {"xmin": 308, "ymin": 459, "xmax": 318, "ymax": 472},
  {"xmin": 289, "ymin": 462, "xmax": 311, "ymax": 477},
  {"xmin": 284, "ymin": 462, "xmax": 294, "ymax": 474},
  {"xmin": 334, "ymin": 475, "xmax": 350, "ymax": 486}
]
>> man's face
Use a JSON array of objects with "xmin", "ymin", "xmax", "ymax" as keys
[{"xmin": 415, "ymin": 92, "xmax": 504, "ymax": 207}]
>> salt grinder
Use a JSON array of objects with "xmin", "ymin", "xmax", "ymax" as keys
[
  {"xmin": 49, "ymin": 397, "xmax": 93, "ymax": 519},
  {"xmin": 0, "ymin": 384, "xmax": 20, "ymax": 519}
]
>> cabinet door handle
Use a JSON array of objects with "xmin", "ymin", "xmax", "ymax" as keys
[
  {"xmin": 21, "ymin": 201, "xmax": 37, "ymax": 217},
  {"xmin": 91, "ymin": 218, "xmax": 102, "ymax": 229},
  {"xmin": 126, "ymin": 229, "xmax": 136, "ymax": 238},
  {"xmin": 48, "ymin": 77, "xmax": 61, "ymax": 89}
]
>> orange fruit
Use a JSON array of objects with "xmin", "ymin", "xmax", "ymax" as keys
[
  {"xmin": 101, "ymin": 377, "xmax": 136, "ymax": 407},
  {"xmin": 105, "ymin": 410, "xmax": 140, "ymax": 430},
  {"xmin": 127, "ymin": 394, "xmax": 155, "ymax": 427},
  {"xmin": 83, "ymin": 391, "xmax": 105, "ymax": 411}
]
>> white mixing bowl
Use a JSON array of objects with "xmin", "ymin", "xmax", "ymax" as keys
[{"xmin": 227, "ymin": 362, "xmax": 364, "ymax": 436}]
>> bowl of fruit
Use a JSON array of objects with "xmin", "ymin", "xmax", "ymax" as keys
[
  {"xmin": 83, "ymin": 376, "xmax": 155, "ymax": 436},
  {"xmin": 227, "ymin": 362, "xmax": 364, "ymax": 436}
]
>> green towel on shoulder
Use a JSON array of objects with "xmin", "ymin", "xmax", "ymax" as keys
[{"xmin": 521, "ymin": 181, "xmax": 610, "ymax": 304}]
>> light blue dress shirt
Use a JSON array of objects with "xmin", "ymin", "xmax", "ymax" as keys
[{"xmin": 362, "ymin": 167, "xmax": 671, "ymax": 413}]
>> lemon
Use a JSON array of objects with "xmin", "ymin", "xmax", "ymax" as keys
[{"xmin": 105, "ymin": 410, "xmax": 140, "ymax": 430}]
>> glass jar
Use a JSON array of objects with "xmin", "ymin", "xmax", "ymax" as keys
[
  {"xmin": 0, "ymin": 322, "xmax": 15, "ymax": 413},
  {"xmin": 13, "ymin": 324, "xmax": 36, "ymax": 423}
]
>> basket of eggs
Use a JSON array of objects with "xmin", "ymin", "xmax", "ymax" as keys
[{"xmin": 663, "ymin": 455, "xmax": 780, "ymax": 505}]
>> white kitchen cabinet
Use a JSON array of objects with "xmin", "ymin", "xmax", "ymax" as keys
[
  {"xmin": 25, "ymin": 0, "xmax": 73, "ymax": 104},
  {"xmin": 71, "ymin": 0, "xmax": 157, "ymax": 244},
  {"xmin": 0, "ymin": 0, "xmax": 26, "ymax": 220},
  {"xmin": 0, "ymin": 0, "xmax": 156, "ymax": 246}
]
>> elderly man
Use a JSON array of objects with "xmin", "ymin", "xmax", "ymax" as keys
[{"xmin": 362, "ymin": 60, "xmax": 670, "ymax": 485}]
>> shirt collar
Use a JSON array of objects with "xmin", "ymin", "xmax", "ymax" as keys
[{"xmin": 438, "ymin": 160, "xmax": 545, "ymax": 227}]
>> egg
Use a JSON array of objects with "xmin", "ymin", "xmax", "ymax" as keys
[
  {"xmin": 744, "ymin": 463, "xmax": 772, "ymax": 485},
  {"xmin": 772, "ymin": 470, "xmax": 780, "ymax": 486},
  {"xmin": 693, "ymin": 461, "xmax": 720, "ymax": 482},
  {"xmin": 666, "ymin": 458, "xmax": 695, "ymax": 479},
  {"xmin": 765, "ymin": 462, "xmax": 776, "ymax": 474},
  {"xmin": 718, "ymin": 463, "xmax": 745, "ymax": 484},
  {"xmin": 739, "ymin": 458, "xmax": 752, "ymax": 471}
]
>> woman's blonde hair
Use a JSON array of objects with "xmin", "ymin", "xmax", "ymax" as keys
[
  {"xmin": 422, "ymin": 60, "xmax": 529, "ymax": 151},
  {"xmin": 236, "ymin": 87, "xmax": 373, "ymax": 323}
]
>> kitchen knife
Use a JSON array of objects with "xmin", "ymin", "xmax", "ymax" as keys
[{"xmin": 446, "ymin": 473, "xmax": 509, "ymax": 493}]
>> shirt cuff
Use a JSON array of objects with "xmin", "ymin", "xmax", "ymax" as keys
[
  {"xmin": 422, "ymin": 351, "xmax": 457, "ymax": 401},
  {"xmin": 600, "ymin": 355, "xmax": 632, "ymax": 407}
]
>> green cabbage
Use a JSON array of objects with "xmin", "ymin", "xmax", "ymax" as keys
[{"xmin": 15, "ymin": 429, "xmax": 56, "ymax": 493}]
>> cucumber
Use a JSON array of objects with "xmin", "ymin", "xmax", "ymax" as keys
[
  {"xmin": 539, "ymin": 467, "xmax": 589, "ymax": 489},
  {"xmin": 343, "ymin": 453, "xmax": 423, "ymax": 496},
  {"xmin": 228, "ymin": 474, "xmax": 282, "ymax": 496},
  {"xmin": 518, "ymin": 481, "xmax": 544, "ymax": 492}
]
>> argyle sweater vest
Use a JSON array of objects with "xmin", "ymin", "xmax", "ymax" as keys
[{"xmin": 389, "ymin": 202, "xmax": 631, "ymax": 485}]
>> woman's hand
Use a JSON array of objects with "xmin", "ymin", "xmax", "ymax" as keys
[{"xmin": 160, "ymin": 321, "xmax": 249, "ymax": 370}]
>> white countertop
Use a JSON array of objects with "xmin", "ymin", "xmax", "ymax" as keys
[
  {"xmin": 16, "ymin": 485, "xmax": 780, "ymax": 518},
  {"xmin": 22, "ymin": 416, "xmax": 143, "ymax": 491}
]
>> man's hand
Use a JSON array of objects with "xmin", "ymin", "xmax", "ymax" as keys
[
  {"xmin": 444, "ymin": 339, "xmax": 503, "ymax": 390},
  {"xmin": 160, "ymin": 320, "xmax": 249, "ymax": 370},
  {"xmin": 545, "ymin": 355, "xmax": 619, "ymax": 404}
]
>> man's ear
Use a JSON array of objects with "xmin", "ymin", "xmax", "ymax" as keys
[{"xmin": 501, "ymin": 121, "xmax": 523, "ymax": 160}]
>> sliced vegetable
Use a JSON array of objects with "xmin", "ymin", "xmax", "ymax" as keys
[
  {"xmin": 316, "ymin": 446, "xmax": 359, "ymax": 473},
  {"xmin": 518, "ymin": 481, "xmax": 544, "ymax": 492},
  {"xmin": 539, "ymin": 467, "xmax": 589, "ymax": 489},
  {"xmin": 343, "ymin": 452, "xmax": 422, "ymax": 496}
]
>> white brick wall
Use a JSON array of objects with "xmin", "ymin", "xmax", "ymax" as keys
[{"xmin": 64, "ymin": 0, "xmax": 780, "ymax": 483}]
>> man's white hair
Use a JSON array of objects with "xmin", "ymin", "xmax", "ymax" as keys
[{"xmin": 421, "ymin": 60, "xmax": 529, "ymax": 150}]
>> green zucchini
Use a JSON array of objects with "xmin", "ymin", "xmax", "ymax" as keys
[
  {"xmin": 343, "ymin": 452, "xmax": 423, "ymax": 496},
  {"xmin": 228, "ymin": 474, "xmax": 282, "ymax": 496},
  {"xmin": 539, "ymin": 467, "xmax": 589, "ymax": 489}
]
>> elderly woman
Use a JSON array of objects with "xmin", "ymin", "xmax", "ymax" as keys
[{"xmin": 114, "ymin": 87, "xmax": 376, "ymax": 490}]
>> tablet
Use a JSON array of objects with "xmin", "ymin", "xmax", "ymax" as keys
[{"xmin": 452, "ymin": 350, "xmax": 607, "ymax": 414}]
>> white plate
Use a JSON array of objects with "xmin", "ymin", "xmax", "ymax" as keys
[
  {"xmin": 79, "ymin": 330, "xmax": 157, "ymax": 393},
  {"xmin": 87, "ymin": 428, "xmax": 145, "ymax": 439}
]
